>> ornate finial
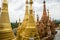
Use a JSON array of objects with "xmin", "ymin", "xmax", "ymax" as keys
[
  {"xmin": 42, "ymin": 0, "xmax": 47, "ymax": 16},
  {"xmin": 19, "ymin": 18, "xmax": 21, "ymax": 26},
  {"xmin": 47, "ymin": 9, "xmax": 49, "ymax": 18},
  {"xmin": 47, "ymin": 9, "xmax": 49, "ymax": 14},
  {"xmin": 19, "ymin": 18, "xmax": 20, "ymax": 22},
  {"xmin": 37, "ymin": 14, "xmax": 39, "ymax": 18},
  {"xmin": 37, "ymin": 14, "xmax": 39, "ymax": 22},
  {"xmin": 25, "ymin": 0, "xmax": 29, "ymax": 15},
  {"xmin": 29, "ymin": 0, "xmax": 33, "ymax": 14},
  {"xmin": 26, "ymin": 0, "xmax": 28, "ymax": 4},
  {"xmin": 43, "ymin": 0, "xmax": 45, "ymax": 3},
  {"xmin": 30, "ymin": 0, "xmax": 33, "ymax": 4},
  {"xmin": 3, "ymin": 0, "xmax": 8, "ymax": 3},
  {"xmin": 16, "ymin": 20, "xmax": 17, "ymax": 23}
]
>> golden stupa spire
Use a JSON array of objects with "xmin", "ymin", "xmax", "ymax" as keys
[
  {"xmin": 28, "ymin": 0, "xmax": 35, "ymax": 25},
  {"xmin": 29, "ymin": 0, "xmax": 33, "ymax": 14},
  {"xmin": 27, "ymin": 0, "xmax": 35, "ymax": 28},
  {"xmin": 0, "ymin": 0, "xmax": 14, "ymax": 40},
  {"xmin": 25, "ymin": 0, "xmax": 29, "ymax": 15},
  {"xmin": 17, "ymin": 0, "xmax": 29, "ymax": 32},
  {"xmin": 20, "ymin": 0, "xmax": 29, "ymax": 29},
  {"xmin": 17, "ymin": 0, "xmax": 40, "ymax": 40},
  {"xmin": 17, "ymin": 0, "xmax": 29, "ymax": 40}
]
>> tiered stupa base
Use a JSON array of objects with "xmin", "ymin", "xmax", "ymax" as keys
[
  {"xmin": 0, "ymin": 30, "xmax": 14, "ymax": 40},
  {"xmin": 17, "ymin": 28, "xmax": 40, "ymax": 40}
]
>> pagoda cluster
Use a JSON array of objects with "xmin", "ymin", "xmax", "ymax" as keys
[
  {"xmin": 0, "ymin": 0, "xmax": 57, "ymax": 40},
  {"xmin": 36, "ymin": 0, "xmax": 57, "ymax": 40}
]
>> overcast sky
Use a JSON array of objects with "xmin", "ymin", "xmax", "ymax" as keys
[{"xmin": 0, "ymin": 0, "xmax": 60, "ymax": 22}]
